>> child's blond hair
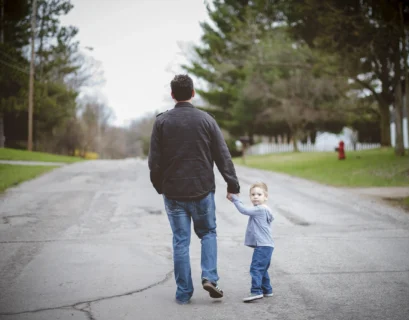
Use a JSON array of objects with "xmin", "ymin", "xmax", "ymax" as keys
[{"xmin": 249, "ymin": 182, "xmax": 268, "ymax": 196}]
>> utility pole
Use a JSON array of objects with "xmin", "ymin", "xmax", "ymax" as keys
[
  {"xmin": 28, "ymin": 0, "xmax": 37, "ymax": 151},
  {"xmin": 0, "ymin": 0, "xmax": 4, "ymax": 44},
  {"xmin": 0, "ymin": 0, "xmax": 5, "ymax": 148}
]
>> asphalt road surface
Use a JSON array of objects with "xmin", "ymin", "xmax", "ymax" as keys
[{"xmin": 0, "ymin": 159, "xmax": 408, "ymax": 320}]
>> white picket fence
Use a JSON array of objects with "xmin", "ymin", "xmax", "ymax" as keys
[{"xmin": 246, "ymin": 142, "xmax": 381, "ymax": 155}]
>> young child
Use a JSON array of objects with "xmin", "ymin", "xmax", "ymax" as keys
[{"xmin": 228, "ymin": 182, "xmax": 275, "ymax": 302}]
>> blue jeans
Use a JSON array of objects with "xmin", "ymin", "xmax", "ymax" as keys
[
  {"xmin": 163, "ymin": 192, "xmax": 218, "ymax": 302},
  {"xmin": 250, "ymin": 246, "xmax": 274, "ymax": 295}
]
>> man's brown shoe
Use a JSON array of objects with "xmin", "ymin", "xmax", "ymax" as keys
[{"xmin": 202, "ymin": 279, "xmax": 223, "ymax": 298}]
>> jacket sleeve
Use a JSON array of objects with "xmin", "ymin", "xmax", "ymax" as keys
[
  {"xmin": 231, "ymin": 195, "xmax": 263, "ymax": 216},
  {"xmin": 148, "ymin": 119, "xmax": 162, "ymax": 194},
  {"xmin": 210, "ymin": 119, "xmax": 240, "ymax": 194}
]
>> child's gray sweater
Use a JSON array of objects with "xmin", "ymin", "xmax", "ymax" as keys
[{"xmin": 231, "ymin": 194, "xmax": 274, "ymax": 248}]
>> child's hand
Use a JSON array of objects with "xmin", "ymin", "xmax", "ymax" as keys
[{"xmin": 226, "ymin": 193, "xmax": 239, "ymax": 202}]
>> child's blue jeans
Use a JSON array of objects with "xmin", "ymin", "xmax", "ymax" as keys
[{"xmin": 250, "ymin": 246, "xmax": 274, "ymax": 295}]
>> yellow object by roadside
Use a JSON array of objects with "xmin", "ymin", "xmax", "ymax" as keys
[{"xmin": 74, "ymin": 150, "xmax": 99, "ymax": 159}]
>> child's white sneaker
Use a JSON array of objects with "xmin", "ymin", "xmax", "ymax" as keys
[
  {"xmin": 263, "ymin": 293, "xmax": 274, "ymax": 297},
  {"xmin": 243, "ymin": 293, "xmax": 263, "ymax": 302}
]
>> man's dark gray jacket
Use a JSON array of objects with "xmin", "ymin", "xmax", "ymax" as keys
[{"xmin": 148, "ymin": 102, "xmax": 240, "ymax": 200}]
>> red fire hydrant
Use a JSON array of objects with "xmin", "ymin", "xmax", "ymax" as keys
[{"xmin": 337, "ymin": 140, "xmax": 345, "ymax": 160}]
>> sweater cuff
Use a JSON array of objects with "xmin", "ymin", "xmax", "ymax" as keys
[{"xmin": 227, "ymin": 182, "xmax": 240, "ymax": 194}]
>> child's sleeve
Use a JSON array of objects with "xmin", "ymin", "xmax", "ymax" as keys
[{"xmin": 231, "ymin": 195, "xmax": 263, "ymax": 216}]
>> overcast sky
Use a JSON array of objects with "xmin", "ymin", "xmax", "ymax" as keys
[{"xmin": 60, "ymin": 0, "xmax": 209, "ymax": 126}]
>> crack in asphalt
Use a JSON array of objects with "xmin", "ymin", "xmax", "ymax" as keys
[
  {"xmin": 0, "ymin": 239, "xmax": 93, "ymax": 244},
  {"xmin": 138, "ymin": 206, "xmax": 163, "ymax": 215},
  {"xmin": 2, "ymin": 234, "xmax": 407, "ymax": 245},
  {"xmin": 276, "ymin": 269, "xmax": 409, "ymax": 276},
  {"xmin": 0, "ymin": 269, "xmax": 173, "ymax": 318},
  {"xmin": 73, "ymin": 303, "xmax": 96, "ymax": 320},
  {"xmin": 274, "ymin": 206, "xmax": 310, "ymax": 226}
]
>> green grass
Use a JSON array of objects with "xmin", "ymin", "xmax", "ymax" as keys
[
  {"xmin": 0, "ymin": 164, "xmax": 58, "ymax": 192},
  {"xmin": 384, "ymin": 196, "xmax": 409, "ymax": 212},
  {"xmin": 402, "ymin": 196, "xmax": 409, "ymax": 207},
  {"xmin": 234, "ymin": 148, "xmax": 409, "ymax": 187},
  {"xmin": 0, "ymin": 148, "xmax": 84, "ymax": 163}
]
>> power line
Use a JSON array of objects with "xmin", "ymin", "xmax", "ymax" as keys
[
  {"xmin": 0, "ymin": 57, "xmax": 30, "ymax": 75},
  {"xmin": 0, "ymin": 49, "xmax": 25, "ymax": 66},
  {"xmin": 0, "ymin": 49, "xmax": 31, "ymax": 75}
]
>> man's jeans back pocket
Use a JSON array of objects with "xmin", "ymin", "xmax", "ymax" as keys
[{"xmin": 164, "ymin": 197, "xmax": 184, "ymax": 216}]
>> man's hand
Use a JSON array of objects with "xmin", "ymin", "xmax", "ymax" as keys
[{"xmin": 226, "ymin": 193, "xmax": 239, "ymax": 201}]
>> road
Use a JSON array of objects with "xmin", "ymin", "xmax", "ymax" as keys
[{"xmin": 0, "ymin": 159, "xmax": 408, "ymax": 320}]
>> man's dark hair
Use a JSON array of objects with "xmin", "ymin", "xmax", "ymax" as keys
[{"xmin": 171, "ymin": 74, "xmax": 194, "ymax": 101}]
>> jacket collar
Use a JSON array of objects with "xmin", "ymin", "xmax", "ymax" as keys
[{"xmin": 174, "ymin": 102, "xmax": 194, "ymax": 108}]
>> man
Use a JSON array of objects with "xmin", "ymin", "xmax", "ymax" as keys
[{"xmin": 148, "ymin": 74, "xmax": 240, "ymax": 304}]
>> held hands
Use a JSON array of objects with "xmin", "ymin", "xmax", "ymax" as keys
[{"xmin": 226, "ymin": 193, "xmax": 239, "ymax": 202}]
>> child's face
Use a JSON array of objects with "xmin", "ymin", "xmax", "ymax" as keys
[{"xmin": 250, "ymin": 187, "xmax": 267, "ymax": 205}]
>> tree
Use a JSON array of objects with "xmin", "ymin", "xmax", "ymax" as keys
[
  {"xmin": 25, "ymin": 0, "xmax": 86, "ymax": 151},
  {"xmin": 183, "ymin": 0, "xmax": 277, "ymax": 135},
  {"xmin": 190, "ymin": 0, "xmax": 409, "ymax": 155},
  {"xmin": 282, "ymin": 0, "xmax": 408, "ymax": 154},
  {"xmin": 1, "ymin": 0, "xmax": 83, "ymax": 150},
  {"xmin": 185, "ymin": 0, "xmax": 349, "ymax": 145},
  {"xmin": 1, "ymin": 0, "xmax": 109, "ymax": 155},
  {"xmin": 126, "ymin": 114, "xmax": 156, "ymax": 158},
  {"xmin": 242, "ymin": 31, "xmax": 346, "ymax": 151},
  {"xmin": 0, "ymin": 0, "xmax": 30, "ymax": 147},
  {"xmin": 53, "ymin": 116, "xmax": 83, "ymax": 155},
  {"xmin": 78, "ymin": 98, "xmax": 113, "ymax": 157},
  {"xmin": 33, "ymin": 81, "xmax": 77, "ymax": 150},
  {"xmin": 186, "ymin": 2, "xmax": 349, "ymax": 147},
  {"xmin": 65, "ymin": 51, "xmax": 105, "ymax": 91},
  {"xmin": 35, "ymin": 0, "xmax": 76, "ymax": 82},
  {"xmin": 100, "ymin": 126, "xmax": 127, "ymax": 159}
]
